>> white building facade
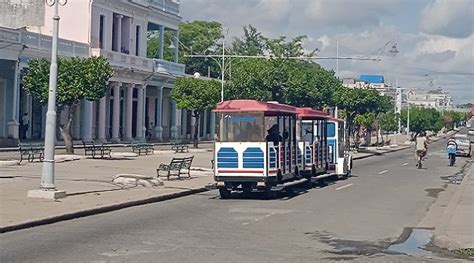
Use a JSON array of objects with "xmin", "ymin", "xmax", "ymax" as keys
[
  {"xmin": 0, "ymin": 0, "xmax": 216, "ymax": 145},
  {"xmin": 407, "ymin": 89, "xmax": 454, "ymax": 111}
]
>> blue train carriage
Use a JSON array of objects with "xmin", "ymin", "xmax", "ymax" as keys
[
  {"xmin": 326, "ymin": 117, "xmax": 353, "ymax": 178},
  {"xmin": 295, "ymin": 107, "xmax": 330, "ymax": 183},
  {"xmin": 213, "ymin": 100, "xmax": 300, "ymax": 198}
]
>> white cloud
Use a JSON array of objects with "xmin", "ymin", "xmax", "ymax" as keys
[
  {"xmin": 180, "ymin": 0, "xmax": 474, "ymax": 104},
  {"xmin": 419, "ymin": 0, "xmax": 473, "ymax": 38}
]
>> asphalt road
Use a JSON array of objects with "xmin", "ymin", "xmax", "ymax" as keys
[{"xmin": 1, "ymin": 137, "xmax": 471, "ymax": 262}]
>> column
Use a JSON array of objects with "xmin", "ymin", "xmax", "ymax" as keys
[
  {"xmin": 136, "ymin": 84, "xmax": 144, "ymax": 140},
  {"xmin": 173, "ymin": 30, "xmax": 179, "ymax": 62},
  {"xmin": 159, "ymin": 25, "xmax": 164, "ymax": 59},
  {"xmin": 73, "ymin": 104, "xmax": 81, "ymax": 139},
  {"xmin": 154, "ymin": 86, "xmax": 163, "ymax": 141},
  {"xmin": 182, "ymin": 110, "xmax": 188, "ymax": 139},
  {"xmin": 26, "ymin": 95, "xmax": 32, "ymax": 138},
  {"xmin": 209, "ymin": 112, "xmax": 216, "ymax": 140},
  {"xmin": 170, "ymin": 101, "xmax": 177, "ymax": 139},
  {"xmin": 8, "ymin": 61, "xmax": 20, "ymax": 139},
  {"xmin": 111, "ymin": 83, "xmax": 121, "ymax": 141},
  {"xmin": 125, "ymin": 84, "xmax": 133, "ymax": 140},
  {"xmin": 116, "ymin": 15, "xmax": 123, "ymax": 52},
  {"xmin": 81, "ymin": 99, "xmax": 93, "ymax": 141},
  {"xmin": 202, "ymin": 110, "xmax": 208, "ymax": 139},
  {"xmin": 97, "ymin": 95, "xmax": 107, "ymax": 141}
]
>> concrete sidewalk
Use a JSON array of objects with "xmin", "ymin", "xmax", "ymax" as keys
[
  {"xmin": 433, "ymin": 163, "xmax": 474, "ymax": 251},
  {"xmin": 0, "ymin": 146, "xmax": 215, "ymax": 232}
]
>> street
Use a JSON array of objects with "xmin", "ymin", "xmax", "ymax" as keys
[{"xmin": 0, "ymin": 137, "xmax": 471, "ymax": 262}]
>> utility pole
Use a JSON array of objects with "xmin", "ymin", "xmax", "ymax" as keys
[
  {"xmin": 28, "ymin": 0, "xmax": 67, "ymax": 200},
  {"xmin": 221, "ymin": 33, "xmax": 225, "ymax": 102},
  {"xmin": 336, "ymin": 41, "xmax": 339, "ymax": 77}
]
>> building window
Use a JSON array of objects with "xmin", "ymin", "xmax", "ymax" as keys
[
  {"xmin": 112, "ymin": 15, "xmax": 116, "ymax": 51},
  {"xmin": 99, "ymin": 15, "xmax": 105, "ymax": 49},
  {"xmin": 135, "ymin": 25, "xmax": 140, "ymax": 56}
]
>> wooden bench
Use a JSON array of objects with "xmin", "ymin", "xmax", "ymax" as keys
[
  {"xmin": 82, "ymin": 140, "xmax": 112, "ymax": 159},
  {"xmin": 130, "ymin": 140, "xmax": 154, "ymax": 155},
  {"xmin": 170, "ymin": 140, "xmax": 189, "ymax": 153},
  {"xmin": 157, "ymin": 156, "xmax": 194, "ymax": 180},
  {"xmin": 18, "ymin": 142, "xmax": 44, "ymax": 163}
]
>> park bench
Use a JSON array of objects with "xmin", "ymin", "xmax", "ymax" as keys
[
  {"xmin": 156, "ymin": 156, "xmax": 194, "ymax": 180},
  {"xmin": 130, "ymin": 140, "xmax": 154, "ymax": 155},
  {"xmin": 170, "ymin": 139, "xmax": 189, "ymax": 153},
  {"xmin": 18, "ymin": 142, "xmax": 44, "ymax": 163},
  {"xmin": 82, "ymin": 140, "xmax": 112, "ymax": 159}
]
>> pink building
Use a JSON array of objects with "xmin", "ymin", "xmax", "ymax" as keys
[{"xmin": 0, "ymin": 0, "xmax": 215, "ymax": 144}]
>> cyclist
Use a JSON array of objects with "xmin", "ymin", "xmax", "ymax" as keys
[
  {"xmin": 446, "ymin": 137, "xmax": 458, "ymax": 166},
  {"xmin": 415, "ymin": 131, "xmax": 428, "ymax": 168}
]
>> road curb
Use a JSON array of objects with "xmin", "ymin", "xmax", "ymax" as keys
[
  {"xmin": 0, "ymin": 187, "xmax": 208, "ymax": 234},
  {"xmin": 352, "ymin": 146, "xmax": 411, "ymax": 160},
  {"xmin": 432, "ymin": 164, "xmax": 473, "ymax": 250}
]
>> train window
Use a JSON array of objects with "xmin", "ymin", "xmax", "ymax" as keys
[
  {"xmin": 296, "ymin": 120, "xmax": 302, "ymax": 141},
  {"xmin": 218, "ymin": 113, "xmax": 264, "ymax": 142},
  {"xmin": 327, "ymin": 122, "xmax": 336, "ymax": 137},
  {"xmin": 301, "ymin": 121, "xmax": 313, "ymax": 142}
]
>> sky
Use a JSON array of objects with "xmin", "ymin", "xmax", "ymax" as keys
[{"xmin": 180, "ymin": 0, "xmax": 473, "ymax": 105}]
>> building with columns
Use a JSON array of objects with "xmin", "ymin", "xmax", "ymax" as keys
[{"xmin": 0, "ymin": 0, "xmax": 216, "ymax": 145}]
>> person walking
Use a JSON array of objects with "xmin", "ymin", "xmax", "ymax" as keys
[{"xmin": 21, "ymin": 113, "xmax": 29, "ymax": 139}]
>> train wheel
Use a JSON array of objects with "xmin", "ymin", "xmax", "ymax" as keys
[{"xmin": 219, "ymin": 187, "xmax": 231, "ymax": 199}]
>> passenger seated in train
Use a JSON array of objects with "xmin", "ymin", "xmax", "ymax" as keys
[{"xmin": 266, "ymin": 124, "xmax": 282, "ymax": 145}]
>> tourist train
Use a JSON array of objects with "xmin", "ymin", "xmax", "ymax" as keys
[{"xmin": 213, "ymin": 100, "xmax": 352, "ymax": 198}]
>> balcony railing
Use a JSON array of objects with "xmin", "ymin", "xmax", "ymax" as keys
[
  {"xmin": 153, "ymin": 59, "xmax": 185, "ymax": 76},
  {"xmin": 91, "ymin": 48, "xmax": 154, "ymax": 72},
  {"xmin": 21, "ymin": 31, "xmax": 89, "ymax": 57},
  {"xmin": 0, "ymin": 27, "xmax": 21, "ymax": 44},
  {"xmin": 129, "ymin": 0, "xmax": 180, "ymax": 16}
]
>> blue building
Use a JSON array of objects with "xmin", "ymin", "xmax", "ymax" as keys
[{"xmin": 359, "ymin": 75, "xmax": 385, "ymax": 84}]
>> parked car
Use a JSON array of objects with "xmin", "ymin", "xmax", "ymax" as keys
[
  {"xmin": 453, "ymin": 134, "xmax": 471, "ymax": 157},
  {"xmin": 469, "ymin": 128, "xmax": 474, "ymax": 143}
]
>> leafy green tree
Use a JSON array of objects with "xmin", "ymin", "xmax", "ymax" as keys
[
  {"xmin": 442, "ymin": 111, "xmax": 466, "ymax": 130},
  {"xmin": 225, "ymin": 58, "xmax": 341, "ymax": 109},
  {"xmin": 400, "ymin": 106, "xmax": 443, "ymax": 137},
  {"xmin": 172, "ymin": 77, "xmax": 221, "ymax": 147},
  {"xmin": 354, "ymin": 112, "xmax": 376, "ymax": 145},
  {"xmin": 23, "ymin": 57, "xmax": 113, "ymax": 153},
  {"xmin": 147, "ymin": 21, "xmax": 223, "ymax": 77},
  {"xmin": 336, "ymin": 88, "xmax": 392, "ymax": 146},
  {"xmin": 379, "ymin": 110, "xmax": 398, "ymax": 143},
  {"xmin": 230, "ymin": 25, "xmax": 266, "ymax": 56},
  {"xmin": 265, "ymin": 35, "xmax": 318, "ymax": 58}
]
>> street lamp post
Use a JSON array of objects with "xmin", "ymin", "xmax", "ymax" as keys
[
  {"xmin": 388, "ymin": 43, "xmax": 400, "ymax": 145},
  {"xmin": 407, "ymin": 105, "xmax": 410, "ymax": 138},
  {"xmin": 220, "ymin": 34, "xmax": 225, "ymax": 102},
  {"xmin": 28, "ymin": 0, "xmax": 67, "ymax": 200}
]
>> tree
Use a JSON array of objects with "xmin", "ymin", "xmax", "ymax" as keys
[
  {"xmin": 225, "ymin": 57, "xmax": 341, "ymax": 109},
  {"xmin": 230, "ymin": 25, "xmax": 266, "ymax": 56},
  {"xmin": 379, "ymin": 110, "xmax": 398, "ymax": 143},
  {"xmin": 335, "ymin": 88, "xmax": 392, "ymax": 147},
  {"xmin": 354, "ymin": 112, "xmax": 376, "ymax": 146},
  {"xmin": 172, "ymin": 77, "xmax": 220, "ymax": 147},
  {"xmin": 265, "ymin": 35, "xmax": 318, "ymax": 58},
  {"xmin": 147, "ymin": 21, "xmax": 223, "ymax": 77},
  {"xmin": 442, "ymin": 110, "xmax": 466, "ymax": 130},
  {"xmin": 400, "ymin": 107, "xmax": 443, "ymax": 137},
  {"xmin": 23, "ymin": 56, "xmax": 113, "ymax": 153}
]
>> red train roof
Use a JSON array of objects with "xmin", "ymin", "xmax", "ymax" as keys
[
  {"xmin": 295, "ymin": 107, "xmax": 330, "ymax": 119},
  {"xmin": 328, "ymin": 116, "xmax": 345, "ymax": 122},
  {"xmin": 214, "ymin": 100, "xmax": 296, "ymax": 115}
]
